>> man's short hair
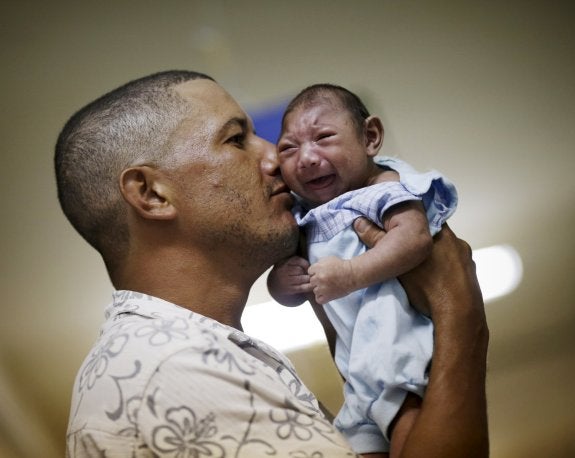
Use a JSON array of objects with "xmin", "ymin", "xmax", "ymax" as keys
[
  {"xmin": 281, "ymin": 83, "xmax": 371, "ymax": 138},
  {"xmin": 54, "ymin": 70, "xmax": 213, "ymax": 271}
]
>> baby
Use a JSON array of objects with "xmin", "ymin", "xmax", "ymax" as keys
[{"xmin": 268, "ymin": 83, "xmax": 458, "ymax": 455}]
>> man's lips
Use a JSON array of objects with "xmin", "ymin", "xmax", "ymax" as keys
[
  {"xmin": 270, "ymin": 182, "xmax": 290, "ymax": 197},
  {"xmin": 270, "ymin": 182, "xmax": 294, "ymax": 207}
]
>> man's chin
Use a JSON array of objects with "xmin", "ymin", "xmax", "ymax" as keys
[{"xmin": 274, "ymin": 223, "xmax": 300, "ymax": 262}]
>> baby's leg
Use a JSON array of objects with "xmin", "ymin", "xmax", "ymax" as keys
[
  {"xmin": 388, "ymin": 392, "xmax": 422, "ymax": 457},
  {"xmin": 356, "ymin": 394, "xmax": 422, "ymax": 458}
]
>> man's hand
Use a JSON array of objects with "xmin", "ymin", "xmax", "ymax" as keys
[
  {"xmin": 398, "ymin": 223, "xmax": 484, "ymax": 320},
  {"xmin": 308, "ymin": 256, "xmax": 355, "ymax": 304},
  {"xmin": 353, "ymin": 217, "xmax": 482, "ymax": 318},
  {"xmin": 267, "ymin": 256, "xmax": 314, "ymax": 306}
]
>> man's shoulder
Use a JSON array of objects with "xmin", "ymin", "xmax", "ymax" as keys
[
  {"xmin": 80, "ymin": 310, "xmax": 229, "ymax": 381},
  {"xmin": 67, "ymin": 312, "xmax": 228, "ymax": 436}
]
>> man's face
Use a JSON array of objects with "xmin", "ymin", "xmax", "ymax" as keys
[
  {"xmin": 164, "ymin": 79, "xmax": 298, "ymax": 267},
  {"xmin": 277, "ymin": 101, "xmax": 372, "ymax": 206}
]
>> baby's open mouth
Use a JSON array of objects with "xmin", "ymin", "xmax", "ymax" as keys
[{"xmin": 306, "ymin": 174, "xmax": 335, "ymax": 188}]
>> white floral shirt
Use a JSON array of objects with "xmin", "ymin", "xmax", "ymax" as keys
[{"xmin": 66, "ymin": 290, "xmax": 357, "ymax": 457}]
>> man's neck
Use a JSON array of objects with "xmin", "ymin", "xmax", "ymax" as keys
[{"xmin": 114, "ymin": 248, "xmax": 256, "ymax": 330}]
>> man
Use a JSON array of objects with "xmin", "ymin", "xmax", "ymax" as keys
[{"xmin": 56, "ymin": 70, "xmax": 488, "ymax": 457}]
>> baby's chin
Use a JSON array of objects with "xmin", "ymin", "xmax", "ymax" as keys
[
  {"xmin": 301, "ymin": 193, "xmax": 336, "ymax": 207},
  {"xmin": 300, "ymin": 178, "xmax": 341, "ymax": 205}
]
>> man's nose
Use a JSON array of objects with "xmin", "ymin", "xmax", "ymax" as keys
[{"xmin": 259, "ymin": 137, "xmax": 280, "ymax": 176}]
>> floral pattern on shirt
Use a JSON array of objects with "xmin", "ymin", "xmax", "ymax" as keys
[{"xmin": 67, "ymin": 290, "xmax": 357, "ymax": 457}]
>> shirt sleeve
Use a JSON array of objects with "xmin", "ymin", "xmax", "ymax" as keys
[
  {"xmin": 137, "ymin": 337, "xmax": 359, "ymax": 457},
  {"xmin": 375, "ymin": 156, "xmax": 458, "ymax": 235}
]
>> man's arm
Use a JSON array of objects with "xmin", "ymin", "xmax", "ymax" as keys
[{"xmin": 354, "ymin": 219, "xmax": 489, "ymax": 458}]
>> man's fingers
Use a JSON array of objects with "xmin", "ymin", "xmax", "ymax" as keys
[
  {"xmin": 286, "ymin": 256, "xmax": 311, "ymax": 269},
  {"xmin": 353, "ymin": 217, "xmax": 385, "ymax": 248},
  {"xmin": 398, "ymin": 223, "xmax": 484, "ymax": 318},
  {"xmin": 294, "ymin": 282, "xmax": 314, "ymax": 294}
]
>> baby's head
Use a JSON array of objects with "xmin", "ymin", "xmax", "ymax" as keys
[
  {"xmin": 282, "ymin": 84, "xmax": 370, "ymax": 140},
  {"xmin": 277, "ymin": 84, "xmax": 384, "ymax": 206}
]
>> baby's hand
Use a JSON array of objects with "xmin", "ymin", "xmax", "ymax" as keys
[
  {"xmin": 267, "ymin": 256, "xmax": 314, "ymax": 306},
  {"xmin": 308, "ymin": 256, "xmax": 355, "ymax": 304}
]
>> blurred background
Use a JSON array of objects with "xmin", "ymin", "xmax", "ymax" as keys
[{"xmin": 1, "ymin": 1, "xmax": 574, "ymax": 456}]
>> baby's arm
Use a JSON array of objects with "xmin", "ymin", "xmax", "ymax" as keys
[
  {"xmin": 267, "ymin": 256, "xmax": 314, "ymax": 306},
  {"xmin": 309, "ymin": 200, "xmax": 433, "ymax": 305}
]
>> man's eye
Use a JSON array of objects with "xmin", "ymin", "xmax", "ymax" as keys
[{"xmin": 227, "ymin": 134, "xmax": 245, "ymax": 147}]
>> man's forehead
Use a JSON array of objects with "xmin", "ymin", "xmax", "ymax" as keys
[
  {"xmin": 174, "ymin": 79, "xmax": 234, "ymax": 108},
  {"xmin": 170, "ymin": 79, "xmax": 254, "ymax": 144},
  {"xmin": 173, "ymin": 78, "xmax": 250, "ymax": 127}
]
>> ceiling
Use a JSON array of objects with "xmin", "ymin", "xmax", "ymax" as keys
[{"xmin": 1, "ymin": 1, "xmax": 574, "ymax": 457}]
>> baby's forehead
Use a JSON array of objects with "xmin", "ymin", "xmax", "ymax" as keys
[
  {"xmin": 288, "ymin": 104, "xmax": 343, "ymax": 125},
  {"xmin": 286, "ymin": 98, "xmax": 349, "ymax": 124},
  {"xmin": 301, "ymin": 92, "xmax": 346, "ymax": 111}
]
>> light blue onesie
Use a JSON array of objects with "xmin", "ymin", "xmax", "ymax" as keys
[{"xmin": 293, "ymin": 156, "xmax": 458, "ymax": 453}]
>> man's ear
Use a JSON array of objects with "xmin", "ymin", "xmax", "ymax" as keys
[
  {"xmin": 364, "ymin": 115, "xmax": 384, "ymax": 157},
  {"xmin": 120, "ymin": 166, "xmax": 176, "ymax": 220}
]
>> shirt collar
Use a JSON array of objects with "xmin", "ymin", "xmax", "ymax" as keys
[{"xmin": 105, "ymin": 290, "xmax": 233, "ymax": 333}]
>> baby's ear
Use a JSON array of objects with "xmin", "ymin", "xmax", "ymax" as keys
[
  {"xmin": 364, "ymin": 116, "xmax": 384, "ymax": 156},
  {"xmin": 119, "ymin": 166, "xmax": 177, "ymax": 220}
]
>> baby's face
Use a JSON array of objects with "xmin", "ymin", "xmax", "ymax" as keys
[{"xmin": 277, "ymin": 103, "xmax": 371, "ymax": 206}]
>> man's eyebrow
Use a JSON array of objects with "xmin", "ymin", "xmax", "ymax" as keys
[{"xmin": 220, "ymin": 116, "xmax": 249, "ymax": 133}]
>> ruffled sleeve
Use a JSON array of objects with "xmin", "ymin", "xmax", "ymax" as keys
[{"xmin": 375, "ymin": 156, "xmax": 458, "ymax": 235}]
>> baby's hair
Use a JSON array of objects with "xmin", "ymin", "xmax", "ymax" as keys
[{"xmin": 282, "ymin": 83, "xmax": 370, "ymax": 137}]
